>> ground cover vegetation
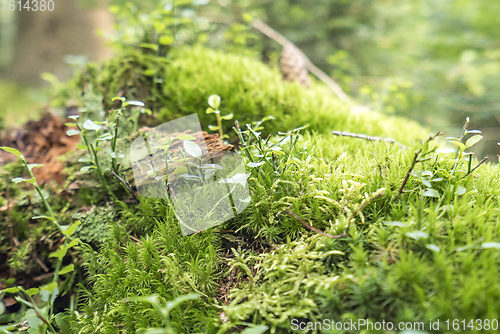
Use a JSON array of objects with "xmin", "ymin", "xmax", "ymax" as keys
[{"xmin": 1, "ymin": 1, "xmax": 500, "ymax": 333}]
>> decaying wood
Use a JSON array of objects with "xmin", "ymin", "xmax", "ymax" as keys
[
  {"xmin": 0, "ymin": 110, "xmax": 80, "ymax": 184},
  {"xmin": 130, "ymin": 129, "xmax": 233, "ymax": 187},
  {"xmin": 280, "ymin": 43, "xmax": 310, "ymax": 87}
]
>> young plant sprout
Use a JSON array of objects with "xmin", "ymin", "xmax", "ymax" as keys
[{"xmin": 206, "ymin": 94, "xmax": 233, "ymax": 140}]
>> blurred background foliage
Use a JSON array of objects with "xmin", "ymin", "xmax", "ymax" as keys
[{"xmin": 0, "ymin": 0, "xmax": 499, "ymax": 157}]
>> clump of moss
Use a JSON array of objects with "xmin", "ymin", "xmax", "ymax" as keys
[{"xmin": 59, "ymin": 46, "xmax": 428, "ymax": 144}]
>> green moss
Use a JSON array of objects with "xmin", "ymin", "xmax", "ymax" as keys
[
  {"xmin": 61, "ymin": 46, "xmax": 428, "ymax": 144},
  {"xmin": 70, "ymin": 204, "xmax": 222, "ymax": 333}
]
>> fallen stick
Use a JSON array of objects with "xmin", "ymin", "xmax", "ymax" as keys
[
  {"xmin": 332, "ymin": 130, "xmax": 406, "ymax": 149},
  {"xmin": 251, "ymin": 19, "xmax": 353, "ymax": 107}
]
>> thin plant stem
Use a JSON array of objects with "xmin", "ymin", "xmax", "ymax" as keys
[
  {"xmin": 346, "ymin": 188, "xmax": 386, "ymax": 233},
  {"xmin": 288, "ymin": 210, "xmax": 348, "ymax": 239}
]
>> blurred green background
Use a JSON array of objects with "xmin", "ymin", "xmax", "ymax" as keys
[{"xmin": 0, "ymin": 0, "xmax": 499, "ymax": 157}]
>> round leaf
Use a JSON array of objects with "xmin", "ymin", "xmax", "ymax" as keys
[
  {"xmin": 465, "ymin": 135, "xmax": 482, "ymax": 148},
  {"xmin": 0, "ymin": 146, "xmax": 22, "ymax": 157},
  {"xmin": 66, "ymin": 129, "xmax": 80, "ymax": 136},
  {"xmin": 207, "ymin": 94, "xmax": 221, "ymax": 109},
  {"xmin": 423, "ymin": 188, "xmax": 440, "ymax": 198},
  {"xmin": 183, "ymin": 140, "xmax": 202, "ymax": 158},
  {"xmin": 82, "ymin": 119, "xmax": 102, "ymax": 131},
  {"xmin": 247, "ymin": 161, "xmax": 265, "ymax": 168},
  {"xmin": 59, "ymin": 264, "xmax": 75, "ymax": 275}
]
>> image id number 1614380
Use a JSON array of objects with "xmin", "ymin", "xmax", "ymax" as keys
[{"xmin": 1, "ymin": 0, "xmax": 54, "ymax": 11}]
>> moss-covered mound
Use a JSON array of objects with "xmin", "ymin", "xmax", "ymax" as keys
[
  {"xmin": 66, "ymin": 46, "xmax": 428, "ymax": 143},
  {"xmin": 4, "ymin": 46, "xmax": 500, "ymax": 334}
]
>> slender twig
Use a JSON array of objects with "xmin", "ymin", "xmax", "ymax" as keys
[
  {"xmin": 346, "ymin": 188, "xmax": 386, "ymax": 232},
  {"xmin": 398, "ymin": 151, "xmax": 419, "ymax": 195},
  {"xmin": 112, "ymin": 171, "xmax": 138, "ymax": 201},
  {"xmin": 6, "ymin": 174, "xmax": 14, "ymax": 277},
  {"xmin": 288, "ymin": 210, "xmax": 348, "ymax": 239},
  {"xmin": 398, "ymin": 132, "xmax": 444, "ymax": 195},
  {"xmin": 463, "ymin": 156, "xmax": 488, "ymax": 178},
  {"xmin": 250, "ymin": 19, "xmax": 352, "ymax": 107},
  {"xmin": 332, "ymin": 130, "xmax": 406, "ymax": 149},
  {"xmin": 111, "ymin": 113, "xmax": 121, "ymax": 173}
]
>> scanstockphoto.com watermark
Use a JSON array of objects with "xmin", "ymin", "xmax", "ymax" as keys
[
  {"xmin": 131, "ymin": 113, "xmax": 251, "ymax": 236},
  {"xmin": 291, "ymin": 318, "xmax": 499, "ymax": 332}
]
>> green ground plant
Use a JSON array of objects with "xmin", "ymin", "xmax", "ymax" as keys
[{"xmin": 0, "ymin": 147, "xmax": 80, "ymax": 334}]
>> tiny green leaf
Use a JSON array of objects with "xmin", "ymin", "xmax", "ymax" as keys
[
  {"xmin": 49, "ymin": 247, "xmax": 67, "ymax": 260},
  {"xmin": 0, "ymin": 147, "xmax": 22, "ymax": 157},
  {"xmin": 165, "ymin": 293, "xmax": 200, "ymax": 311},
  {"xmin": 40, "ymin": 282, "xmax": 58, "ymax": 293},
  {"xmin": 12, "ymin": 177, "xmax": 36, "ymax": 185},
  {"xmin": 208, "ymin": 124, "xmax": 219, "ymax": 131},
  {"xmin": 59, "ymin": 264, "xmax": 75, "ymax": 275},
  {"xmin": 66, "ymin": 129, "xmax": 80, "ymax": 136},
  {"xmin": 247, "ymin": 161, "xmax": 265, "ymax": 168},
  {"xmin": 80, "ymin": 166, "xmax": 95, "ymax": 172},
  {"xmin": 481, "ymin": 242, "xmax": 500, "ymax": 249},
  {"xmin": 183, "ymin": 140, "xmax": 202, "ymax": 158},
  {"xmin": 97, "ymin": 134, "xmax": 113, "ymax": 141},
  {"xmin": 205, "ymin": 107, "xmax": 216, "ymax": 114},
  {"xmin": 82, "ymin": 119, "xmax": 102, "ymax": 131},
  {"xmin": 406, "ymin": 231, "xmax": 429, "ymax": 240},
  {"xmin": 124, "ymin": 100, "xmax": 145, "ymax": 107},
  {"xmin": 385, "ymin": 221, "xmax": 406, "ymax": 227},
  {"xmin": 25, "ymin": 288, "xmax": 40, "ymax": 296},
  {"xmin": 174, "ymin": 166, "xmax": 189, "ymax": 175},
  {"xmin": 207, "ymin": 94, "xmax": 221, "ymax": 109},
  {"xmin": 423, "ymin": 188, "xmax": 440, "ymax": 198},
  {"xmin": 27, "ymin": 164, "xmax": 44, "ymax": 170},
  {"xmin": 426, "ymin": 244, "xmax": 440, "ymax": 252},
  {"xmin": 63, "ymin": 220, "xmax": 81, "ymax": 237},
  {"xmin": 450, "ymin": 141, "xmax": 466, "ymax": 150},
  {"xmin": 454, "ymin": 185, "xmax": 467, "ymax": 195},
  {"xmin": 144, "ymin": 69, "xmax": 156, "ymax": 76},
  {"xmin": 66, "ymin": 238, "xmax": 80, "ymax": 249},
  {"xmin": 465, "ymin": 135, "xmax": 483, "ymax": 148},
  {"xmin": 220, "ymin": 113, "xmax": 234, "ymax": 120},
  {"xmin": 1, "ymin": 286, "xmax": 20, "ymax": 294}
]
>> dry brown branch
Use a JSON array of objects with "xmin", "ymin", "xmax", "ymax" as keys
[
  {"xmin": 332, "ymin": 130, "xmax": 406, "ymax": 149},
  {"xmin": 250, "ymin": 19, "xmax": 352, "ymax": 107}
]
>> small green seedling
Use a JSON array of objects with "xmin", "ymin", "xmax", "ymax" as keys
[{"xmin": 206, "ymin": 94, "xmax": 233, "ymax": 140}]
